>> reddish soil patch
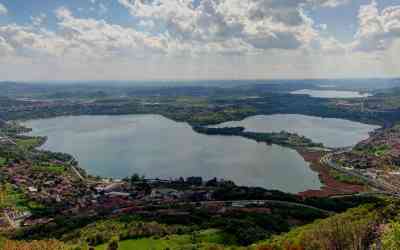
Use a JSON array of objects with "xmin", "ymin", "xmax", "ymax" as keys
[{"xmin": 297, "ymin": 150, "xmax": 367, "ymax": 198}]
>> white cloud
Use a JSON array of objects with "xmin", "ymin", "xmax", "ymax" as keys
[
  {"xmin": 138, "ymin": 20, "xmax": 155, "ymax": 29},
  {"xmin": 0, "ymin": 24, "xmax": 71, "ymax": 58},
  {"xmin": 0, "ymin": 3, "xmax": 8, "ymax": 16},
  {"xmin": 54, "ymin": 7, "xmax": 167, "ymax": 58},
  {"xmin": 0, "ymin": 36, "xmax": 14, "ymax": 57},
  {"xmin": 318, "ymin": 24, "xmax": 328, "ymax": 30},
  {"xmin": 312, "ymin": 0, "xmax": 349, "ymax": 8},
  {"xmin": 118, "ymin": 0, "xmax": 323, "ymax": 53},
  {"xmin": 3, "ymin": 0, "xmax": 400, "ymax": 81},
  {"xmin": 353, "ymin": 0, "xmax": 400, "ymax": 52},
  {"xmin": 31, "ymin": 13, "xmax": 47, "ymax": 26},
  {"xmin": 0, "ymin": 1, "xmax": 353, "ymax": 63},
  {"xmin": 0, "ymin": 7, "xmax": 167, "ymax": 61}
]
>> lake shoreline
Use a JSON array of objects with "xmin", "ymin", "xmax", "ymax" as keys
[
  {"xmin": 22, "ymin": 113, "xmax": 379, "ymax": 195},
  {"xmin": 296, "ymin": 149, "xmax": 367, "ymax": 198}
]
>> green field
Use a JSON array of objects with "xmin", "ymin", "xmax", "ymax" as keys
[
  {"xmin": 372, "ymin": 144, "xmax": 390, "ymax": 157},
  {"xmin": 0, "ymin": 157, "xmax": 6, "ymax": 167},
  {"xmin": 15, "ymin": 137, "xmax": 43, "ymax": 150},
  {"xmin": 330, "ymin": 169, "xmax": 365, "ymax": 185},
  {"xmin": 0, "ymin": 236, "xmax": 6, "ymax": 250},
  {"xmin": 355, "ymin": 144, "xmax": 390, "ymax": 158},
  {"xmin": 32, "ymin": 164, "xmax": 66, "ymax": 174},
  {"xmin": 0, "ymin": 184, "xmax": 28, "ymax": 210},
  {"xmin": 95, "ymin": 230, "xmax": 232, "ymax": 250}
]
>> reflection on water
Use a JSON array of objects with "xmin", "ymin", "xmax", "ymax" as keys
[{"xmin": 24, "ymin": 115, "xmax": 322, "ymax": 193}]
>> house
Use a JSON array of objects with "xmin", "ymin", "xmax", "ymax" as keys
[
  {"xmin": 96, "ymin": 182, "xmax": 126, "ymax": 193},
  {"xmin": 28, "ymin": 186, "xmax": 38, "ymax": 193}
]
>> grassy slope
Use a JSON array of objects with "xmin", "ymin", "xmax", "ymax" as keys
[
  {"xmin": 15, "ymin": 137, "xmax": 43, "ymax": 150},
  {"xmin": 95, "ymin": 229, "xmax": 233, "ymax": 250},
  {"xmin": 255, "ymin": 205, "xmax": 381, "ymax": 250}
]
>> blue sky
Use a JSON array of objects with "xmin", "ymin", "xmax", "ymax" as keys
[
  {"xmin": 0, "ymin": 0, "xmax": 400, "ymax": 81},
  {"xmin": 310, "ymin": 0, "xmax": 394, "ymax": 41}
]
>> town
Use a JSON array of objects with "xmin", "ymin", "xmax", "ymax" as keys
[
  {"xmin": 0, "ymin": 117, "xmax": 384, "ymax": 250},
  {"xmin": 0, "ymin": 120, "xmax": 333, "ymax": 232},
  {"xmin": 1, "ymin": 81, "xmax": 400, "ymax": 249},
  {"xmin": 331, "ymin": 124, "xmax": 400, "ymax": 193}
]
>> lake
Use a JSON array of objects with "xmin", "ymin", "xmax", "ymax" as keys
[
  {"xmin": 291, "ymin": 89, "xmax": 371, "ymax": 98},
  {"xmin": 213, "ymin": 114, "xmax": 380, "ymax": 148},
  {"xmin": 24, "ymin": 115, "xmax": 324, "ymax": 193}
]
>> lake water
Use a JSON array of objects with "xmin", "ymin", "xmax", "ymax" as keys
[
  {"xmin": 24, "ymin": 115, "xmax": 324, "ymax": 193},
  {"xmin": 214, "ymin": 114, "xmax": 380, "ymax": 148},
  {"xmin": 291, "ymin": 89, "xmax": 371, "ymax": 98}
]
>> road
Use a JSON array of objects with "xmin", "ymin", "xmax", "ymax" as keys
[
  {"xmin": 4, "ymin": 211, "xmax": 17, "ymax": 229},
  {"xmin": 0, "ymin": 133, "xmax": 17, "ymax": 146},
  {"xmin": 320, "ymin": 151, "xmax": 400, "ymax": 196},
  {"xmin": 221, "ymin": 199, "xmax": 334, "ymax": 215},
  {"xmin": 329, "ymin": 191, "xmax": 400, "ymax": 199},
  {"xmin": 140, "ymin": 199, "xmax": 335, "ymax": 216},
  {"xmin": 71, "ymin": 165, "xmax": 85, "ymax": 181}
]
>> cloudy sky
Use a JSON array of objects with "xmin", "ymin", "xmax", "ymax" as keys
[{"xmin": 0, "ymin": 0, "xmax": 399, "ymax": 81}]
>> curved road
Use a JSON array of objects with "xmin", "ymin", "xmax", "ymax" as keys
[
  {"xmin": 320, "ymin": 151, "xmax": 400, "ymax": 196},
  {"xmin": 196, "ymin": 199, "xmax": 334, "ymax": 215}
]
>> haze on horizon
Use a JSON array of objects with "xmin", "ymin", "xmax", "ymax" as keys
[{"xmin": 0, "ymin": 0, "xmax": 400, "ymax": 82}]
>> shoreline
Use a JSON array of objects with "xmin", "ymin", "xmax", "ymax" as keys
[
  {"xmin": 17, "ymin": 115, "xmax": 376, "ymax": 198},
  {"xmin": 297, "ymin": 149, "xmax": 366, "ymax": 198}
]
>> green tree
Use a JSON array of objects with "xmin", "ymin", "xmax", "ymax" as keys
[
  {"xmin": 107, "ymin": 237, "xmax": 119, "ymax": 250},
  {"xmin": 382, "ymin": 221, "xmax": 400, "ymax": 250}
]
